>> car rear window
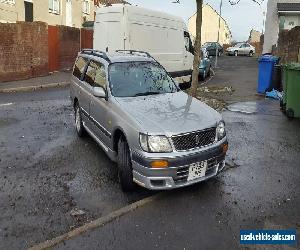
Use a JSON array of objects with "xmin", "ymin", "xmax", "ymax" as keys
[{"xmin": 73, "ymin": 56, "xmax": 88, "ymax": 79}]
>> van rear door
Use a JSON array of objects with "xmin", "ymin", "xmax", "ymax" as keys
[
  {"xmin": 94, "ymin": 7, "xmax": 124, "ymax": 52},
  {"xmin": 126, "ymin": 6, "xmax": 186, "ymax": 75}
]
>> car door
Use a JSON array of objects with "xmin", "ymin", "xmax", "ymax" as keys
[
  {"xmin": 72, "ymin": 56, "xmax": 92, "ymax": 127},
  {"xmin": 88, "ymin": 60, "xmax": 112, "ymax": 147},
  {"xmin": 244, "ymin": 44, "xmax": 251, "ymax": 55}
]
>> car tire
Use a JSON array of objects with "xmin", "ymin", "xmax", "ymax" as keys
[
  {"xmin": 200, "ymin": 70, "xmax": 206, "ymax": 81},
  {"xmin": 74, "ymin": 102, "xmax": 86, "ymax": 137},
  {"xmin": 207, "ymin": 66, "xmax": 211, "ymax": 77},
  {"xmin": 286, "ymin": 108, "xmax": 294, "ymax": 120},
  {"xmin": 249, "ymin": 51, "xmax": 254, "ymax": 57},
  {"xmin": 117, "ymin": 136, "xmax": 136, "ymax": 192},
  {"xmin": 234, "ymin": 51, "xmax": 238, "ymax": 57}
]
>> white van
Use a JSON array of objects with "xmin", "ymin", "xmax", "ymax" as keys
[{"xmin": 93, "ymin": 4, "xmax": 194, "ymax": 82}]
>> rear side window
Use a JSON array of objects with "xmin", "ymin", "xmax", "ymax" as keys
[
  {"xmin": 73, "ymin": 56, "xmax": 88, "ymax": 79},
  {"xmin": 83, "ymin": 60, "xmax": 106, "ymax": 88}
]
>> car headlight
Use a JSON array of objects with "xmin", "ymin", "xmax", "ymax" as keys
[
  {"xmin": 139, "ymin": 133, "xmax": 173, "ymax": 153},
  {"xmin": 216, "ymin": 121, "xmax": 226, "ymax": 140}
]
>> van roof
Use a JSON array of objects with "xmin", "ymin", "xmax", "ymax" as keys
[{"xmin": 95, "ymin": 4, "xmax": 185, "ymax": 25}]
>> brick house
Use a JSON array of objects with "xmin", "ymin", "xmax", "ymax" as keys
[
  {"xmin": 94, "ymin": 0, "xmax": 130, "ymax": 7},
  {"xmin": 0, "ymin": 0, "xmax": 95, "ymax": 28}
]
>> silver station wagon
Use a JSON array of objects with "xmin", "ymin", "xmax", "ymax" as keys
[{"xmin": 70, "ymin": 49, "xmax": 228, "ymax": 191}]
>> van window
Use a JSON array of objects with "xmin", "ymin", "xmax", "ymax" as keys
[
  {"xmin": 73, "ymin": 56, "xmax": 88, "ymax": 79},
  {"xmin": 83, "ymin": 60, "xmax": 106, "ymax": 88},
  {"xmin": 184, "ymin": 31, "xmax": 194, "ymax": 54}
]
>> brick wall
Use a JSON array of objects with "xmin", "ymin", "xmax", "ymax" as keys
[
  {"xmin": 81, "ymin": 29, "xmax": 93, "ymax": 50},
  {"xmin": 249, "ymin": 42, "xmax": 261, "ymax": 55},
  {"xmin": 276, "ymin": 26, "xmax": 300, "ymax": 64},
  {"xmin": 0, "ymin": 22, "xmax": 48, "ymax": 82},
  {"xmin": 0, "ymin": 22, "xmax": 94, "ymax": 83},
  {"xmin": 58, "ymin": 26, "xmax": 80, "ymax": 71}
]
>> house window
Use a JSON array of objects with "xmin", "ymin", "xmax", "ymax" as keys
[
  {"xmin": 279, "ymin": 16, "xmax": 285, "ymax": 30},
  {"xmin": 0, "ymin": 0, "xmax": 15, "ymax": 5},
  {"xmin": 82, "ymin": 0, "xmax": 90, "ymax": 15},
  {"xmin": 289, "ymin": 21, "xmax": 295, "ymax": 26},
  {"xmin": 49, "ymin": 0, "xmax": 60, "ymax": 14}
]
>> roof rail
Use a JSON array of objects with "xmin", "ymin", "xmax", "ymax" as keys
[
  {"xmin": 81, "ymin": 49, "xmax": 111, "ymax": 63},
  {"xmin": 115, "ymin": 50, "xmax": 153, "ymax": 59}
]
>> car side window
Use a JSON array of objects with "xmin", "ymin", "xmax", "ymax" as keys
[
  {"xmin": 84, "ymin": 61, "xmax": 97, "ymax": 87},
  {"xmin": 83, "ymin": 60, "xmax": 106, "ymax": 88},
  {"xmin": 73, "ymin": 56, "xmax": 88, "ymax": 79},
  {"xmin": 94, "ymin": 63, "xmax": 106, "ymax": 89}
]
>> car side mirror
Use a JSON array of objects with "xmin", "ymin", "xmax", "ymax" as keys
[{"xmin": 93, "ymin": 87, "xmax": 106, "ymax": 98}]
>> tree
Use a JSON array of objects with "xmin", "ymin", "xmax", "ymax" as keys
[
  {"xmin": 187, "ymin": 0, "xmax": 264, "ymax": 97},
  {"xmin": 189, "ymin": 0, "xmax": 203, "ymax": 97}
]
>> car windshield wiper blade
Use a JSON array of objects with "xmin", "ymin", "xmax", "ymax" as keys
[{"xmin": 134, "ymin": 91, "xmax": 161, "ymax": 97}]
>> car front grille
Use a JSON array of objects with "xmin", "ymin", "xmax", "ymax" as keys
[
  {"xmin": 173, "ymin": 157, "xmax": 219, "ymax": 184},
  {"xmin": 171, "ymin": 128, "xmax": 216, "ymax": 151}
]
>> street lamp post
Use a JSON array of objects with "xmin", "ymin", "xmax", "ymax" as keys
[{"xmin": 215, "ymin": 0, "xmax": 223, "ymax": 68}]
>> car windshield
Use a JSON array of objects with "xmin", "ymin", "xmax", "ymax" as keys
[
  {"xmin": 203, "ymin": 42, "xmax": 213, "ymax": 47},
  {"xmin": 234, "ymin": 43, "xmax": 243, "ymax": 47},
  {"xmin": 108, "ymin": 62, "xmax": 178, "ymax": 97}
]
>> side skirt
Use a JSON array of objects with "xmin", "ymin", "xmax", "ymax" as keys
[{"xmin": 83, "ymin": 122, "xmax": 117, "ymax": 162}]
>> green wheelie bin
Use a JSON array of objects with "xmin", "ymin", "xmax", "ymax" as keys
[
  {"xmin": 285, "ymin": 63, "xmax": 300, "ymax": 119},
  {"xmin": 280, "ymin": 64, "xmax": 289, "ymax": 113}
]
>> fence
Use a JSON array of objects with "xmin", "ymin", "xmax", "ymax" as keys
[
  {"xmin": 0, "ymin": 22, "xmax": 93, "ymax": 83},
  {"xmin": 276, "ymin": 26, "xmax": 300, "ymax": 64}
]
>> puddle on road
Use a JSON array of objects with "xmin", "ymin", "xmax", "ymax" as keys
[{"xmin": 227, "ymin": 102, "xmax": 258, "ymax": 114}]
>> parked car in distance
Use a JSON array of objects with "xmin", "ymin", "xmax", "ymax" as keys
[
  {"xmin": 70, "ymin": 49, "xmax": 228, "ymax": 192},
  {"xmin": 202, "ymin": 42, "xmax": 223, "ymax": 57},
  {"xmin": 226, "ymin": 42, "xmax": 255, "ymax": 57},
  {"xmin": 199, "ymin": 49, "xmax": 211, "ymax": 81}
]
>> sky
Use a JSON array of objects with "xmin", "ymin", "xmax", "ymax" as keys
[{"xmin": 128, "ymin": 0, "xmax": 268, "ymax": 42}]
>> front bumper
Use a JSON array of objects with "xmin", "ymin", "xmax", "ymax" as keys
[{"xmin": 131, "ymin": 140, "xmax": 227, "ymax": 190}]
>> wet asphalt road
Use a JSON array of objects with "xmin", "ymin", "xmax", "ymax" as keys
[
  {"xmin": 0, "ymin": 57, "xmax": 300, "ymax": 249},
  {"xmin": 57, "ymin": 100, "xmax": 300, "ymax": 250},
  {"xmin": 0, "ymin": 88, "xmax": 154, "ymax": 249}
]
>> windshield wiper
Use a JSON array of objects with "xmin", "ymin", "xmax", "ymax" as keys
[{"xmin": 134, "ymin": 91, "xmax": 161, "ymax": 97}]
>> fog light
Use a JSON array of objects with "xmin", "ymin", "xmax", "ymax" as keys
[
  {"xmin": 150, "ymin": 180, "xmax": 165, "ymax": 187},
  {"xmin": 150, "ymin": 160, "xmax": 168, "ymax": 168},
  {"xmin": 223, "ymin": 143, "xmax": 228, "ymax": 153}
]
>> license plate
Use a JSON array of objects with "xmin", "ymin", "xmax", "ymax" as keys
[{"xmin": 187, "ymin": 161, "xmax": 207, "ymax": 181}]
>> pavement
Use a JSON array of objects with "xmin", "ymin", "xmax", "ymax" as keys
[
  {"xmin": 201, "ymin": 56, "xmax": 263, "ymax": 104},
  {"xmin": 0, "ymin": 56, "xmax": 299, "ymax": 249},
  {"xmin": 0, "ymin": 71, "xmax": 71, "ymax": 93}
]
